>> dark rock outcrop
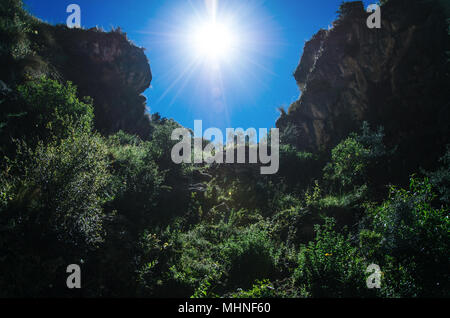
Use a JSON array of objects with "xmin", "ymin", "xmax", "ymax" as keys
[
  {"xmin": 34, "ymin": 24, "xmax": 153, "ymax": 138},
  {"xmin": 277, "ymin": 0, "xmax": 449, "ymax": 171}
]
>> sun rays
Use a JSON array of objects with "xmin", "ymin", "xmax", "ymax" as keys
[{"xmin": 141, "ymin": 0, "xmax": 280, "ymax": 126}]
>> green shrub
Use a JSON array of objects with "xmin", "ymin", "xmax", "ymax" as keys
[
  {"xmin": 367, "ymin": 177, "xmax": 450, "ymax": 297},
  {"xmin": 166, "ymin": 222, "xmax": 280, "ymax": 296},
  {"xmin": 294, "ymin": 218, "xmax": 371, "ymax": 297},
  {"xmin": 0, "ymin": 130, "xmax": 113, "ymax": 296},
  {"xmin": 325, "ymin": 137, "xmax": 367, "ymax": 188},
  {"xmin": 278, "ymin": 144, "xmax": 320, "ymax": 190},
  {"xmin": 167, "ymin": 222, "xmax": 233, "ymax": 296},
  {"xmin": 221, "ymin": 225, "xmax": 279, "ymax": 290},
  {"xmin": 17, "ymin": 77, "xmax": 93, "ymax": 136},
  {"xmin": 228, "ymin": 279, "xmax": 277, "ymax": 298},
  {"xmin": 324, "ymin": 122, "xmax": 392, "ymax": 192},
  {"xmin": 0, "ymin": 0, "xmax": 35, "ymax": 78},
  {"xmin": 0, "ymin": 77, "xmax": 94, "ymax": 156},
  {"xmin": 107, "ymin": 132, "xmax": 165, "ymax": 230}
]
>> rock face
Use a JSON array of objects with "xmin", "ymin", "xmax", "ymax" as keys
[
  {"xmin": 35, "ymin": 25, "xmax": 153, "ymax": 138},
  {"xmin": 277, "ymin": 0, "xmax": 449, "ymax": 166}
]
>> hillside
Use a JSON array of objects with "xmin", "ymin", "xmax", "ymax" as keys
[{"xmin": 0, "ymin": 0, "xmax": 449, "ymax": 298}]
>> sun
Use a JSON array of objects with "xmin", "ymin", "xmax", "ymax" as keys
[
  {"xmin": 191, "ymin": 20, "xmax": 238, "ymax": 61},
  {"xmin": 147, "ymin": 0, "xmax": 277, "ymax": 108}
]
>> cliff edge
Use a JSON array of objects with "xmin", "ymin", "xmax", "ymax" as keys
[{"xmin": 277, "ymin": 0, "xmax": 449, "ymax": 171}]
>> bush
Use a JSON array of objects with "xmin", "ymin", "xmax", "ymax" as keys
[
  {"xmin": 0, "ymin": 77, "xmax": 94, "ymax": 156},
  {"xmin": 221, "ymin": 225, "xmax": 279, "ymax": 290},
  {"xmin": 323, "ymin": 122, "xmax": 392, "ymax": 192},
  {"xmin": 228, "ymin": 279, "xmax": 277, "ymax": 298},
  {"xmin": 167, "ymin": 222, "xmax": 234, "ymax": 297},
  {"xmin": 366, "ymin": 177, "xmax": 450, "ymax": 297},
  {"xmin": 294, "ymin": 218, "xmax": 372, "ymax": 297},
  {"xmin": 0, "ymin": 0, "xmax": 36, "ymax": 82},
  {"xmin": 0, "ymin": 130, "xmax": 113, "ymax": 296},
  {"xmin": 107, "ymin": 132, "xmax": 165, "ymax": 230},
  {"xmin": 166, "ymin": 222, "xmax": 279, "ymax": 296},
  {"xmin": 17, "ymin": 77, "xmax": 93, "ymax": 137},
  {"xmin": 278, "ymin": 144, "xmax": 320, "ymax": 190}
]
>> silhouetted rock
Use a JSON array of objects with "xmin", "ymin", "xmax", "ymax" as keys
[
  {"xmin": 35, "ymin": 24, "xmax": 153, "ymax": 139},
  {"xmin": 277, "ymin": 0, "xmax": 449, "ymax": 173}
]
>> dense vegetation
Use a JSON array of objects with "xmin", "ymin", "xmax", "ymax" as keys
[{"xmin": 0, "ymin": 0, "xmax": 448, "ymax": 297}]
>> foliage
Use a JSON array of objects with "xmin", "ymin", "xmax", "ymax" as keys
[
  {"xmin": 0, "ymin": 130, "xmax": 113, "ymax": 296},
  {"xmin": 294, "ymin": 218, "xmax": 372, "ymax": 297},
  {"xmin": 0, "ymin": 0, "xmax": 32, "ymax": 61},
  {"xmin": 0, "ymin": 0, "xmax": 46, "ymax": 83},
  {"xmin": 228, "ymin": 279, "xmax": 277, "ymax": 298},
  {"xmin": 323, "ymin": 122, "xmax": 392, "ymax": 192},
  {"xmin": 278, "ymin": 144, "xmax": 321, "ymax": 190},
  {"xmin": 221, "ymin": 224, "xmax": 280, "ymax": 290},
  {"xmin": 0, "ymin": 77, "xmax": 94, "ymax": 157},
  {"xmin": 167, "ymin": 222, "xmax": 234, "ymax": 296},
  {"xmin": 364, "ymin": 177, "xmax": 450, "ymax": 297},
  {"xmin": 0, "ymin": 0, "xmax": 448, "ymax": 299},
  {"xmin": 107, "ymin": 132, "xmax": 165, "ymax": 230}
]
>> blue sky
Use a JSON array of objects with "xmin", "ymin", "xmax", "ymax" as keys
[{"xmin": 23, "ymin": 0, "xmax": 372, "ymax": 134}]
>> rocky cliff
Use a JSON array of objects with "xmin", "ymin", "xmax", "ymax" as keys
[
  {"xmin": 32, "ymin": 24, "xmax": 153, "ymax": 138},
  {"xmin": 277, "ymin": 0, "xmax": 449, "ymax": 170}
]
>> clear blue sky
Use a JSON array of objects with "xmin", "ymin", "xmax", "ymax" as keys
[{"xmin": 23, "ymin": 0, "xmax": 372, "ymax": 134}]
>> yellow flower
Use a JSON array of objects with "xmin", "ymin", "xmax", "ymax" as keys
[{"xmin": 325, "ymin": 253, "xmax": 332, "ymax": 257}]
